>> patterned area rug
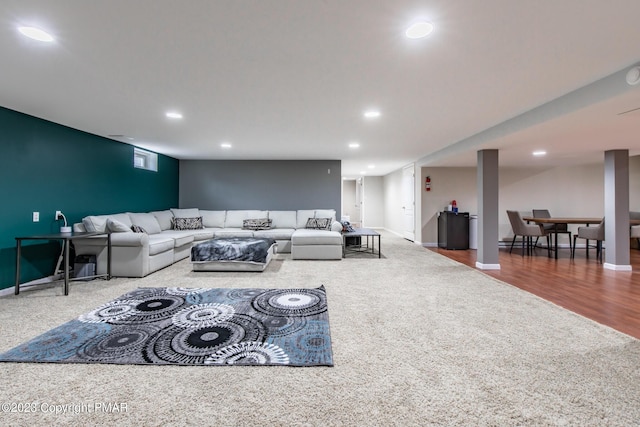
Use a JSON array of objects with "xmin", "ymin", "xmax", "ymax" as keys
[{"xmin": 0, "ymin": 286, "xmax": 333, "ymax": 367}]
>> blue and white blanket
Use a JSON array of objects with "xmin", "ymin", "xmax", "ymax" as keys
[{"xmin": 191, "ymin": 237, "xmax": 276, "ymax": 264}]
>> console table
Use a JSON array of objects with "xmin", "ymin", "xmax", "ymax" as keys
[
  {"xmin": 15, "ymin": 231, "xmax": 111, "ymax": 296},
  {"xmin": 342, "ymin": 228, "xmax": 381, "ymax": 258}
]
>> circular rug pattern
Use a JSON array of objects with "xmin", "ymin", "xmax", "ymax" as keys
[
  {"xmin": 78, "ymin": 299, "xmax": 143, "ymax": 324},
  {"xmin": 256, "ymin": 314, "xmax": 308, "ymax": 338},
  {"xmin": 166, "ymin": 287, "xmax": 210, "ymax": 296},
  {"xmin": 77, "ymin": 324, "xmax": 161, "ymax": 363},
  {"xmin": 252, "ymin": 288, "xmax": 327, "ymax": 317},
  {"xmin": 172, "ymin": 303, "xmax": 236, "ymax": 328},
  {"xmin": 144, "ymin": 314, "xmax": 267, "ymax": 364},
  {"xmin": 113, "ymin": 295, "xmax": 187, "ymax": 325},
  {"xmin": 226, "ymin": 288, "xmax": 265, "ymax": 301},
  {"xmin": 205, "ymin": 341, "xmax": 289, "ymax": 365}
]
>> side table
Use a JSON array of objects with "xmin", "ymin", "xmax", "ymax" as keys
[
  {"xmin": 15, "ymin": 231, "xmax": 111, "ymax": 296},
  {"xmin": 342, "ymin": 228, "xmax": 381, "ymax": 258}
]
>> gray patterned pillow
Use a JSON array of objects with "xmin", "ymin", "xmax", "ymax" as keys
[
  {"xmin": 131, "ymin": 224, "xmax": 147, "ymax": 233},
  {"xmin": 305, "ymin": 217, "xmax": 332, "ymax": 230},
  {"xmin": 173, "ymin": 216, "xmax": 204, "ymax": 230},
  {"xmin": 242, "ymin": 218, "xmax": 273, "ymax": 230}
]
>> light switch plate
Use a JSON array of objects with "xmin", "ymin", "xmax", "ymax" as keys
[{"xmin": 33, "ymin": 212, "xmax": 39, "ymax": 222}]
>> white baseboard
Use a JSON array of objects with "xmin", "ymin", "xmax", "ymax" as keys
[
  {"xmin": 1, "ymin": 273, "xmax": 64, "ymax": 297},
  {"xmin": 476, "ymin": 262, "xmax": 501, "ymax": 270},
  {"xmin": 603, "ymin": 263, "xmax": 632, "ymax": 271}
]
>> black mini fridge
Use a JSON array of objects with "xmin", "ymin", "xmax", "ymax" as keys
[{"xmin": 438, "ymin": 211, "xmax": 470, "ymax": 250}]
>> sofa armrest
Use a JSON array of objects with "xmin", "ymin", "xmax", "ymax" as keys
[{"xmin": 111, "ymin": 232, "xmax": 149, "ymax": 247}]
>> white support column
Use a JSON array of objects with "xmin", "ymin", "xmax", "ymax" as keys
[
  {"xmin": 604, "ymin": 150, "xmax": 631, "ymax": 271},
  {"xmin": 476, "ymin": 149, "xmax": 500, "ymax": 270}
]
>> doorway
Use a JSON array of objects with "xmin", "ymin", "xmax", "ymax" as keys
[{"xmin": 402, "ymin": 165, "xmax": 415, "ymax": 241}]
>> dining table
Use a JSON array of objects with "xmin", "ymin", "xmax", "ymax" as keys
[{"xmin": 522, "ymin": 217, "xmax": 640, "ymax": 259}]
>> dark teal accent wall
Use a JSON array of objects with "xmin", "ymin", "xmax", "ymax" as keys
[{"xmin": 0, "ymin": 107, "xmax": 179, "ymax": 290}]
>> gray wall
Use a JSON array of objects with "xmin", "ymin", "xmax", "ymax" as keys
[{"xmin": 179, "ymin": 160, "xmax": 341, "ymax": 214}]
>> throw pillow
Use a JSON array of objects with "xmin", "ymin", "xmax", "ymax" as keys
[
  {"xmin": 242, "ymin": 218, "xmax": 273, "ymax": 231},
  {"xmin": 305, "ymin": 217, "xmax": 332, "ymax": 230},
  {"xmin": 131, "ymin": 224, "xmax": 147, "ymax": 233},
  {"xmin": 173, "ymin": 216, "xmax": 204, "ymax": 230},
  {"xmin": 106, "ymin": 218, "xmax": 131, "ymax": 233}
]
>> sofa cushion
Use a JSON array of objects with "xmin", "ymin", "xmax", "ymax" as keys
[
  {"xmin": 157, "ymin": 231, "xmax": 195, "ymax": 248},
  {"xmin": 296, "ymin": 210, "xmax": 316, "ymax": 229},
  {"xmin": 314, "ymin": 209, "xmax": 336, "ymax": 221},
  {"xmin": 292, "ymin": 229, "xmax": 342, "ymax": 245},
  {"xmin": 201, "ymin": 210, "xmax": 226, "ymax": 228},
  {"xmin": 129, "ymin": 213, "xmax": 162, "ymax": 235},
  {"xmin": 190, "ymin": 229, "xmax": 216, "ymax": 241},
  {"xmin": 214, "ymin": 228, "xmax": 255, "ymax": 238},
  {"xmin": 151, "ymin": 210, "xmax": 174, "ymax": 231},
  {"xmin": 225, "ymin": 210, "xmax": 268, "ymax": 228},
  {"xmin": 147, "ymin": 235, "xmax": 175, "ymax": 255},
  {"xmin": 173, "ymin": 217, "xmax": 204, "ymax": 230},
  {"xmin": 268, "ymin": 211, "xmax": 297, "ymax": 229},
  {"xmin": 83, "ymin": 213, "xmax": 132, "ymax": 233},
  {"xmin": 171, "ymin": 208, "xmax": 200, "ymax": 218},
  {"xmin": 106, "ymin": 218, "xmax": 132, "ymax": 233},
  {"xmin": 254, "ymin": 228, "xmax": 295, "ymax": 240}
]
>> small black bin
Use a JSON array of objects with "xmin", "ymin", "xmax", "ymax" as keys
[
  {"xmin": 74, "ymin": 255, "xmax": 96, "ymax": 280},
  {"xmin": 345, "ymin": 236, "xmax": 361, "ymax": 247}
]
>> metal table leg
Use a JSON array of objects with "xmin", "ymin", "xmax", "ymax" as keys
[
  {"xmin": 15, "ymin": 239, "xmax": 22, "ymax": 295},
  {"xmin": 64, "ymin": 238, "xmax": 70, "ymax": 296}
]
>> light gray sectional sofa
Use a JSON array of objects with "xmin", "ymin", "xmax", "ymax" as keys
[{"xmin": 73, "ymin": 208, "xmax": 343, "ymax": 277}]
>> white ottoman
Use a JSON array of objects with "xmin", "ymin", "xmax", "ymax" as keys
[{"xmin": 291, "ymin": 229, "xmax": 343, "ymax": 260}]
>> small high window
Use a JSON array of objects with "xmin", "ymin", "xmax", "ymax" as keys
[{"xmin": 133, "ymin": 147, "xmax": 158, "ymax": 172}]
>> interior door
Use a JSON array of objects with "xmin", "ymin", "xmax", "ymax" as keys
[
  {"xmin": 354, "ymin": 178, "xmax": 362, "ymax": 227},
  {"xmin": 402, "ymin": 165, "xmax": 415, "ymax": 241}
]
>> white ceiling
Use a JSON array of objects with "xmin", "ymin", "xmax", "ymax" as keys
[{"xmin": 2, "ymin": 0, "xmax": 640, "ymax": 177}]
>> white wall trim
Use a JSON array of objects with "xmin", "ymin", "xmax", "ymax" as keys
[
  {"xmin": 476, "ymin": 262, "xmax": 501, "ymax": 270},
  {"xmin": 0, "ymin": 273, "xmax": 64, "ymax": 297},
  {"xmin": 603, "ymin": 263, "xmax": 632, "ymax": 271}
]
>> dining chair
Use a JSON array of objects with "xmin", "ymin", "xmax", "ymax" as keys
[
  {"xmin": 532, "ymin": 209, "xmax": 572, "ymax": 252},
  {"xmin": 506, "ymin": 210, "xmax": 550, "ymax": 257},
  {"xmin": 571, "ymin": 219, "xmax": 605, "ymax": 262},
  {"xmin": 631, "ymin": 225, "xmax": 640, "ymax": 250}
]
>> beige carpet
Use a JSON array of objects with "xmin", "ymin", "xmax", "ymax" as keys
[{"xmin": 1, "ymin": 231, "xmax": 639, "ymax": 426}]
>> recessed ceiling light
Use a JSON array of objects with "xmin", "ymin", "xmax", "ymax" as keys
[
  {"xmin": 349, "ymin": 142, "xmax": 360, "ymax": 149},
  {"xmin": 18, "ymin": 26, "xmax": 54, "ymax": 42},
  {"xmin": 626, "ymin": 66, "xmax": 640, "ymax": 86},
  {"xmin": 360, "ymin": 171, "xmax": 367, "ymax": 175},
  {"xmin": 533, "ymin": 150, "xmax": 547, "ymax": 156},
  {"xmin": 363, "ymin": 110, "xmax": 381, "ymax": 119},
  {"xmin": 368, "ymin": 164, "xmax": 375, "ymax": 169},
  {"xmin": 165, "ymin": 111, "xmax": 183, "ymax": 119},
  {"xmin": 405, "ymin": 22, "xmax": 434, "ymax": 39},
  {"xmin": 221, "ymin": 142, "xmax": 232, "ymax": 149}
]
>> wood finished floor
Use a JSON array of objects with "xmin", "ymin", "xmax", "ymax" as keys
[{"xmin": 428, "ymin": 244, "xmax": 640, "ymax": 339}]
